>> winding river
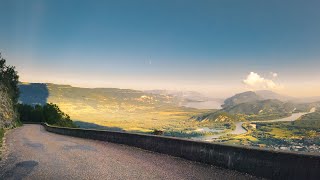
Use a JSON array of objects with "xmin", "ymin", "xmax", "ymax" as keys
[{"xmin": 192, "ymin": 107, "xmax": 316, "ymax": 142}]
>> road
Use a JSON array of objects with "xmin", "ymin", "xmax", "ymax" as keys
[{"xmin": 0, "ymin": 125, "xmax": 258, "ymax": 180}]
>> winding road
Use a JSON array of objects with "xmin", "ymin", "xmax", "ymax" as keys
[{"xmin": 0, "ymin": 125, "xmax": 258, "ymax": 180}]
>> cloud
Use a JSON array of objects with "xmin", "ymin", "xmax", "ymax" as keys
[
  {"xmin": 243, "ymin": 72, "xmax": 282, "ymax": 90},
  {"xmin": 270, "ymin": 72, "xmax": 278, "ymax": 78}
]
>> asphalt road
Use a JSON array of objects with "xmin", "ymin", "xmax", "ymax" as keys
[{"xmin": 0, "ymin": 125, "xmax": 259, "ymax": 180}]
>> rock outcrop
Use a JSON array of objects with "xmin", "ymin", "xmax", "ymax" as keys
[{"xmin": 0, "ymin": 84, "xmax": 18, "ymax": 128}]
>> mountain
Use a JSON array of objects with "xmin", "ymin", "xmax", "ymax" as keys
[
  {"xmin": 145, "ymin": 89, "xmax": 224, "ymax": 109},
  {"xmin": 295, "ymin": 101, "xmax": 320, "ymax": 112},
  {"xmin": 145, "ymin": 90, "xmax": 209, "ymax": 102},
  {"xmin": 291, "ymin": 96, "xmax": 320, "ymax": 104},
  {"xmin": 223, "ymin": 90, "xmax": 320, "ymax": 107},
  {"xmin": 18, "ymin": 83, "xmax": 49, "ymax": 105},
  {"xmin": 19, "ymin": 83, "xmax": 181, "ymax": 108},
  {"xmin": 222, "ymin": 91, "xmax": 262, "ymax": 108},
  {"xmin": 254, "ymin": 90, "xmax": 293, "ymax": 102},
  {"xmin": 223, "ymin": 99, "xmax": 296, "ymax": 115}
]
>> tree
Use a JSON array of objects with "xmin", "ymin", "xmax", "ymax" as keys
[
  {"xmin": 18, "ymin": 103, "xmax": 77, "ymax": 128},
  {"xmin": 0, "ymin": 53, "xmax": 19, "ymax": 103}
]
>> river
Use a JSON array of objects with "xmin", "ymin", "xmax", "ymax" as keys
[
  {"xmin": 251, "ymin": 107, "xmax": 316, "ymax": 123},
  {"xmin": 191, "ymin": 107, "xmax": 316, "ymax": 142},
  {"xmin": 191, "ymin": 122, "xmax": 247, "ymax": 141}
]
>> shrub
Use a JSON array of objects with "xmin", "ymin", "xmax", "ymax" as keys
[{"xmin": 18, "ymin": 103, "xmax": 77, "ymax": 128}]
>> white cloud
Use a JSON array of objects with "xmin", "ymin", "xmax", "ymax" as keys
[
  {"xmin": 270, "ymin": 72, "xmax": 278, "ymax": 78},
  {"xmin": 243, "ymin": 72, "xmax": 282, "ymax": 90}
]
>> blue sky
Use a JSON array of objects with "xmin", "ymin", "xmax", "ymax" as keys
[{"xmin": 0, "ymin": 0, "xmax": 320, "ymax": 97}]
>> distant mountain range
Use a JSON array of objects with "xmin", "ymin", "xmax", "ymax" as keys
[
  {"xmin": 222, "ymin": 90, "xmax": 295, "ymax": 108},
  {"xmin": 223, "ymin": 99, "xmax": 296, "ymax": 115},
  {"xmin": 144, "ymin": 89, "xmax": 222, "ymax": 102},
  {"xmin": 255, "ymin": 90, "xmax": 293, "ymax": 102},
  {"xmin": 19, "ymin": 83, "xmax": 181, "ymax": 107},
  {"xmin": 193, "ymin": 90, "xmax": 320, "ymax": 122},
  {"xmin": 144, "ymin": 89, "xmax": 224, "ymax": 109}
]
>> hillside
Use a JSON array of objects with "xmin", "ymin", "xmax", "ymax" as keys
[
  {"xmin": 192, "ymin": 111, "xmax": 243, "ymax": 122},
  {"xmin": 145, "ymin": 90, "xmax": 207, "ymax": 101},
  {"xmin": 0, "ymin": 55, "xmax": 19, "ymax": 129},
  {"xmin": 294, "ymin": 102, "xmax": 320, "ymax": 112},
  {"xmin": 0, "ymin": 85, "xmax": 18, "ymax": 128},
  {"xmin": 18, "ymin": 83, "xmax": 49, "ymax": 105},
  {"xmin": 255, "ymin": 90, "xmax": 293, "ymax": 102},
  {"xmin": 222, "ymin": 90, "xmax": 296, "ymax": 109},
  {"xmin": 223, "ymin": 99, "xmax": 295, "ymax": 115},
  {"xmin": 20, "ymin": 83, "xmax": 181, "ymax": 107},
  {"xmin": 294, "ymin": 111, "xmax": 320, "ymax": 129},
  {"xmin": 222, "ymin": 91, "xmax": 262, "ymax": 108}
]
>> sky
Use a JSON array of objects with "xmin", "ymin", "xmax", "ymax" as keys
[{"xmin": 0, "ymin": 0, "xmax": 320, "ymax": 97}]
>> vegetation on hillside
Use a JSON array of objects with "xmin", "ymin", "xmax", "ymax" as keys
[
  {"xmin": 222, "ymin": 91, "xmax": 262, "ymax": 108},
  {"xmin": 0, "ymin": 54, "xmax": 19, "ymax": 104},
  {"xmin": 0, "ymin": 53, "xmax": 21, "ymax": 159},
  {"xmin": 18, "ymin": 103, "xmax": 77, "ymax": 128},
  {"xmin": 0, "ymin": 53, "xmax": 20, "ymax": 128},
  {"xmin": 192, "ymin": 110, "xmax": 244, "ymax": 122},
  {"xmin": 224, "ymin": 99, "xmax": 294, "ymax": 114}
]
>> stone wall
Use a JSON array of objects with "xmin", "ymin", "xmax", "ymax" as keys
[{"xmin": 42, "ymin": 123, "xmax": 320, "ymax": 180}]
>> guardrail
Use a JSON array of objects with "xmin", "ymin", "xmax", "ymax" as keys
[{"xmin": 34, "ymin": 123, "xmax": 320, "ymax": 179}]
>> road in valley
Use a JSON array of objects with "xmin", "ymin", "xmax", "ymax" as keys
[{"xmin": 0, "ymin": 125, "xmax": 258, "ymax": 180}]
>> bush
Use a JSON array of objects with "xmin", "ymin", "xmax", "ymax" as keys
[
  {"xmin": 0, "ymin": 53, "xmax": 19, "ymax": 103},
  {"xmin": 18, "ymin": 103, "xmax": 77, "ymax": 128}
]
